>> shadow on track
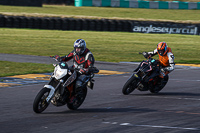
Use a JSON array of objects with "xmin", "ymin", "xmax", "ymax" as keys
[
  {"xmin": 130, "ymin": 92, "xmax": 200, "ymax": 97},
  {"xmin": 41, "ymin": 107, "xmax": 157, "ymax": 114}
]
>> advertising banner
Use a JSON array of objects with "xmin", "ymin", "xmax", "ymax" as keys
[{"xmin": 132, "ymin": 23, "xmax": 199, "ymax": 35}]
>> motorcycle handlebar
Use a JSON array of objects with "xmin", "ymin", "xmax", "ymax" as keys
[
  {"xmin": 50, "ymin": 55, "xmax": 57, "ymax": 60},
  {"xmin": 90, "ymin": 67, "xmax": 99, "ymax": 74},
  {"xmin": 50, "ymin": 55, "xmax": 61, "ymax": 62},
  {"xmin": 139, "ymin": 52, "xmax": 150, "ymax": 59},
  {"xmin": 74, "ymin": 67, "xmax": 99, "ymax": 74}
]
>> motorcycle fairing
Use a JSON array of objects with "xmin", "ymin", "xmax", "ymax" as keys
[
  {"xmin": 134, "ymin": 60, "xmax": 158, "ymax": 90},
  {"xmin": 134, "ymin": 60, "xmax": 153, "ymax": 73},
  {"xmin": 53, "ymin": 64, "xmax": 68, "ymax": 80},
  {"xmin": 63, "ymin": 71, "xmax": 77, "ymax": 87},
  {"xmin": 140, "ymin": 61, "xmax": 152, "ymax": 72},
  {"xmin": 134, "ymin": 60, "xmax": 145, "ymax": 72}
]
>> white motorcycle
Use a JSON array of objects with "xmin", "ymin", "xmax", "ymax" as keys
[{"xmin": 33, "ymin": 57, "xmax": 99, "ymax": 113}]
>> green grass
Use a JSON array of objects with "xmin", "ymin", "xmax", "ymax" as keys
[
  {"xmin": 0, "ymin": 5, "xmax": 200, "ymax": 23},
  {"xmin": 1, "ymin": 28, "xmax": 199, "ymax": 77},
  {"xmin": 0, "ymin": 5, "xmax": 200, "ymax": 77},
  {"xmin": 1, "ymin": 28, "xmax": 200, "ymax": 64},
  {"xmin": 0, "ymin": 61, "xmax": 53, "ymax": 77}
]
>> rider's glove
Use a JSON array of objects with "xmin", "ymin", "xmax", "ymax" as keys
[
  {"xmin": 79, "ymin": 68, "xmax": 86, "ymax": 74},
  {"xmin": 54, "ymin": 55, "xmax": 62, "ymax": 62},
  {"xmin": 160, "ymin": 68, "xmax": 167, "ymax": 77},
  {"xmin": 160, "ymin": 68, "xmax": 166, "ymax": 73},
  {"xmin": 78, "ymin": 68, "xmax": 88, "ymax": 74}
]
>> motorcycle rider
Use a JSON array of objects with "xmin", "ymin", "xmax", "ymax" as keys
[
  {"xmin": 147, "ymin": 42, "xmax": 175, "ymax": 78},
  {"xmin": 54, "ymin": 39, "xmax": 95, "ymax": 93}
]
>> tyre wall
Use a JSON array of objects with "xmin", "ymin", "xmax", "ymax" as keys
[
  {"xmin": 0, "ymin": 15, "xmax": 199, "ymax": 35},
  {"xmin": 0, "ymin": 0, "xmax": 42, "ymax": 7},
  {"xmin": 43, "ymin": 0, "xmax": 74, "ymax": 5}
]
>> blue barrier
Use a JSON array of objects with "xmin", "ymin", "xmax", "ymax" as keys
[
  {"xmin": 75, "ymin": 0, "xmax": 83, "ymax": 7},
  {"xmin": 75, "ymin": 0, "xmax": 200, "ymax": 10},
  {"xmin": 139, "ymin": 1, "xmax": 149, "ymax": 8},
  {"xmin": 158, "ymin": 1, "xmax": 168, "ymax": 9}
]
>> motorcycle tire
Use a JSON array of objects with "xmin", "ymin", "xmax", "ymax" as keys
[
  {"xmin": 150, "ymin": 75, "xmax": 169, "ymax": 93},
  {"xmin": 67, "ymin": 87, "xmax": 87, "ymax": 110},
  {"xmin": 33, "ymin": 88, "xmax": 51, "ymax": 113},
  {"xmin": 122, "ymin": 75, "xmax": 138, "ymax": 95}
]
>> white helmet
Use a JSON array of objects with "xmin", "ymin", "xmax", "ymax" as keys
[{"xmin": 74, "ymin": 39, "xmax": 86, "ymax": 55}]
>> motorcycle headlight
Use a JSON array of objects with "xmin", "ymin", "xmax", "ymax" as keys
[{"xmin": 54, "ymin": 67, "xmax": 68, "ymax": 79}]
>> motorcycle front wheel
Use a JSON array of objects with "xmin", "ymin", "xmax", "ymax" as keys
[
  {"xmin": 122, "ymin": 75, "xmax": 138, "ymax": 95},
  {"xmin": 33, "ymin": 88, "xmax": 50, "ymax": 113},
  {"xmin": 67, "ymin": 87, "xmax": 87, "ymax": 110}
]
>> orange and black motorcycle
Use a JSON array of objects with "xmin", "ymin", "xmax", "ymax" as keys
[
  {"xmin": 33, "ymin": 57, "xmax": 99, "ymax": 113},
  {"xmin": 122, "ymin": 52, "xmax": 169, "ymax": 95}
]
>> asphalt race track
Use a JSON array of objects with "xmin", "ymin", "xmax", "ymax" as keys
[{"xmin": 0, "ymin": 54, "xmax": 200, "ymax": 133}]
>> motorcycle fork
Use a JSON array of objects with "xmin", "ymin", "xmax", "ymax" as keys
[
  {"xmin": 53, "ymin": 81, "xmax": 63, "ymax": 100},
  {"xmin": 45, "ymin": 78, "xmax": 60, "ymax": 102},
  {"xmin": 132, "ymin": 74, "xmax": 142, "ymax": 89}
]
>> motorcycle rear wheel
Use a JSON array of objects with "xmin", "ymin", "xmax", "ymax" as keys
[
  {"xmin": 150, "ymin": 75, "xmax": 169, "ymax": 93},
  {"xmin": 67, "ymin": 87, "xmax": 87, "ymax": 110},
  {"xmin": 122, "ymin": 76, "xmax": 137, "ymax": 95},
  {"xmin": 33, "ymin": 88, "xmax": 50, "ymax": 113}
]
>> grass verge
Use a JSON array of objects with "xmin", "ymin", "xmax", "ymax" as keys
[
  {"xmin": 0, "ymin": 27, "xmax": 200, "ymax": 76},
  {"xmin": 0, "ymin": 61, "xmax": 53, "ymax": 77},
  {"xmin": 0, "ymin": 28, "xmax": 200, "ymax": 64}
]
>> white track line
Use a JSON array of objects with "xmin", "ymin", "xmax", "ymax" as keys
[{"xmin": 102, "ymin": 122, "xmax": 200, "ymax": 130}]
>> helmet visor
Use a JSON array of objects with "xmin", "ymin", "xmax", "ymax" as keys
[
  {"xmin": 158, "ymin": 50, "xmax": 164, "ymax": 56},
  {"xmin": 74, "ymin": 47, "xmax": 84, "ymax": 55}
]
